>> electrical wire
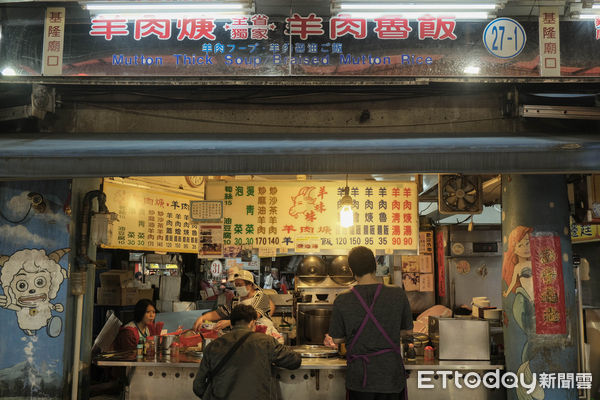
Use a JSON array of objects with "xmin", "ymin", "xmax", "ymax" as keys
[
  {"xmin": 0, "ymin": 203, "xmax": 32, "ymax": 224},
  {"xmin": 59, "ymin": 91, "xmax": 428, "ymax": 106},
  {"xmin": 453, "ymin": 215, "xmax": 473, "ymax": 225},
  {"xmin": 527, "ymin": 0, "xmax": 538, "ymax": 21},
  {"xmin": 58, "ymin": 85, "xmax": 476, "ymax": 106},
  {"xmin": 418, "ymin": 202, "xmax": 434, "ymax": 216},
  {"xmin": 76, "ymin": 101, "xmax": 505, "ymax": 129}
]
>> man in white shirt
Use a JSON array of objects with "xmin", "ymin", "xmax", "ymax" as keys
[{"xmin": 263, "ymin": 268, "xmax": 280, "ymax": 291}]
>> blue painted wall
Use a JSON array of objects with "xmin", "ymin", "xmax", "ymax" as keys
[{"xmin": 0, "ymin": 180, "xmax": 71, "ymax": 399}]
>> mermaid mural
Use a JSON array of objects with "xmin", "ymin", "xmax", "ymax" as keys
[{"xmin": 502, "ymin": 225, "xmax": 544, "ymax": 400}]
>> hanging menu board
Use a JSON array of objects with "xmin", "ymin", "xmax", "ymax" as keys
[
  {"xmin": 102, "ymin": 181, "xmax": 201, "ymax": 253},
  {"xmin": 205, "ymin": 181, "xmax": 418, "ymax": 254}
]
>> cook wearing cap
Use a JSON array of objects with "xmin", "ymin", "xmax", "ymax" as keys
[
  {"xmin": 226, "ymin": 265, "xmax": 241, "ymax": 282},
  {"xmin": 193, "ymin": 269, "xmax": 275, "ymax": 332}
]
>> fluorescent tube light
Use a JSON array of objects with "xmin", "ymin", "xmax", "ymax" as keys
[
  {"xmin": 338, "ymin": 11, "xmax": 490, "ymax": 19},
  {"xmin": 464, "ymin": 65, "xmax": 480, "ymax": 74},
  {"xmin": 578, "ymin": 14, "xmax": 600, "ymax": 19},
  {"xmin": 340, "ymin": 3, "xmax": 497, "ymax": 11},
  {"xmin": 1, "ymin": 67, "xmax": 16, "ymax": 76},
  {"xmin": 90, "ymin": 12, "xmax": 247, "ymax": 19},
  {"xmin": 84, "ymin": 3, "xmax": 246, "ymax": 11}
]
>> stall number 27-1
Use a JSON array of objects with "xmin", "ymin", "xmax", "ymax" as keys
[{"xmin": 483, "ymin": 18, "xmax": 527, "ymax": 59}]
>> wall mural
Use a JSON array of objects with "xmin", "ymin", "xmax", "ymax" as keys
[
  {"xmin": 502, "ymin": 226, "xmax": 545, "ymax": 400},
  {"xmin": 501, "ymin": 174, "xmax": 578, "ymax": 400},
  {"xmin": 0, "ymin": 181, "xmax": 71, "ymax": 399},
  {"xmin": 0, "ymin": 248, "xmax": 69, "ymax": 337}
]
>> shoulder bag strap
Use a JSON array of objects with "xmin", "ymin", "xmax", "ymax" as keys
[{"xmin": 207, "ymin": 331, "xmax": 254, "ymax": 380}]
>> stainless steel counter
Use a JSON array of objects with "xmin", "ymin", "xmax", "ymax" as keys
[
  {"xmin": 96, "ymin": 351, "xmax": 202, "ymax": 367},
  {"xmin": 95, "ymin": 352, "xmax": 506, "ymax": 400},
  {"xmin": 276, "ymin": 356, "xmax": 506, "ymax": 400},
  {"xmin": 96, "ymin": 352, "xmax": 504, "ymax": 371}
]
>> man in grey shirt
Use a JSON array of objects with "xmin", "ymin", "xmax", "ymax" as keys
[{"xmin": 325, "ymin": 246, "xmax": 413, "ymax": 400}]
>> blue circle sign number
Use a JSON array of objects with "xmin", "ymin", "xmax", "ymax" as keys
[{"xmin": 483, "ymin": 18, "xmax": 526, "ymax": 59}]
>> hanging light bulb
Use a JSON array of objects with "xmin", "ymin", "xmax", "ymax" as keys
[{"xmin": 340, "ymin": 176, "xmax": 354, "ymax": 228}]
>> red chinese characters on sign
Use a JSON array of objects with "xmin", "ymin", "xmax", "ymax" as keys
[
  {"xmin": 289, "ymin": 186, "xmax": 323, "ymax": 222},
  {"xmin": 43, "ymin": 7, "xmax": 65, "ymax": 75},
  {"xmin": 88, "ymin": 13, "xmax": 462, "ymax": 42},
  {"xmin": 47, "ymin": 41, "xmax": 61, "ymax": 52},
  {"xmin": 374, "ymin": 16, "xmax": 412, "ymax": 39},
  {"xmin": 544, "ymin": 42, "xmax": 557, "ymax": 55},
  {"xmin": 529, "ymin": 233, "xmax": 567, "ymax": 335},
  {"xmin": 543, "ymin": 12, "xmax": 556, "ymax": 25},
  {"xmin": 329, "ymin": 14, "xmax": 367, "ymax": 40},
  {"xmin": 595, "ymin": 18, "xmax": 600, "ymax": 40},
  {"xmin": 285, "ymin": 13, "xmax": 324, "ymax": 40},
  {"xmin": 418, "ymin": 15, "xmax": 457, "ymax": 40},
  {"xmin": 48, "ymin": 26, "xmax": 62, "ymax": 38},
  {"xmin": 49, "ymin": 11, "xmax": 63, "ymax": 23},
  {"xmin": 436, "ymin": 230, "xmax": 446, "ymax": 297},
  {"xmin": 90, "ymin": 16, "xmax": 129, "ymax": 40},
  {"xmin": 250, "ymin": 14, "xmax": 277, "ymax": 40},
  {"xmin": 224, "ymin": 17, "xmax": 251, "ymax": 39},
  {"xmin": 224, "ymin": 15, "xmax": 276, "ymax": 40},
  {"xmin": 135, "ymin": 18, "xmax": 171, "ymax": 40},
  {"xmin": 176, "ymin": 18, "xmax": 216, "ymax": 40},
  {"xmin": 543, "ymin": 26, "xmax": 556, "ymax": 40}
]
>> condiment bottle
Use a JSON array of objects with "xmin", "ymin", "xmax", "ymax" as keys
[
  {"xmin": 136, "ymin": 337, "xmax": 144, "ymax": 359},
  {"xmin": 424, "ymin": 346, "xmax": 435, "ymax": 362},
  {"xmin": 146, "ymin": 337, "xmax": 155, "ymax": 357},
  {"xmin": 171, "ymin": 342, "xmax": 180, "ymax": 357},
  {"xmin": 406, "ymin": 343, "xmax": 416, "ymax": 362}
]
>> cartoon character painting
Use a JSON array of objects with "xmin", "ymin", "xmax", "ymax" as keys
[
  {"xmin": 0, "ymin": 248, "xmax": 69, "ymax": 338},
  {"xmin": 502, "ymin": 226, "xmax": 544, "ymax": 400}
]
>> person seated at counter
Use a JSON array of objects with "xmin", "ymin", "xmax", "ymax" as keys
[
  {"xmin": 324, "ymin": 246, "xmax": 413, "ymax": 400},
  {"xmin": 193, "ymin": 304, "xmax": 301, "ymax": 400},
  {"xmin": 113, "ymin": 299, "xmax": 161, "ymax": 351},
  {"xmin": 193, "ymin": 269, "xmax": 275, "ymax": 332}
]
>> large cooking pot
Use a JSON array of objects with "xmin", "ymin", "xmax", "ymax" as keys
[{"xmin": 302, "ymin": 309, "xmax": 332, "ymax": 344}]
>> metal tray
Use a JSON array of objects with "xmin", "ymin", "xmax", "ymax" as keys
[{"xmin": 291, "ymin": 345, "xmax": 339, "ymax": 358}]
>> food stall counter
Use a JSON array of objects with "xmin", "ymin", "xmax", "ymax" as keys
[{"xmin": 95, "ymin": 352, "xmax": 505, "ymax": 400}]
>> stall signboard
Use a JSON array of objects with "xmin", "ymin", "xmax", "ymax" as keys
[
  {"xmin": 66, "ymin": 15, "xmax": 539, "ymax": 77},
  {"xmin": 6, "ymin": 6, "xmax": 600, "ymax": 78},
  {"xmin": 570, "ymin": 219, "xmax": 600, "ymax": 243},
  {"xmin": 205, "ymin": 181, "xmax": 418, "ymax": 254},
  {"xmin": 103, "ymin": 180, "xmax": 201, "ymax": 253}
]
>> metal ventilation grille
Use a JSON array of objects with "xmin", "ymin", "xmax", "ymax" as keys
[{"xmin": 438, "ymin": 174, "xmax": 483, "ymax": 215}]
